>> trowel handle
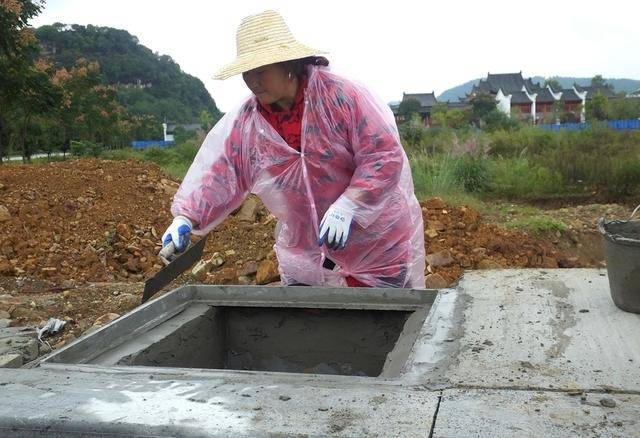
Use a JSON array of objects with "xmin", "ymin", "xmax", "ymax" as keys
[{"xmin": 159, "ymin": 242, "xmax": 175, "ymax": 265}]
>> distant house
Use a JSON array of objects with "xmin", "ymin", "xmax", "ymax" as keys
[
  {"xmin": 397, "ymin": 92, "xmax": 438, "ymax": 126},
  {"xmin": 574, "ymin": 84, "xmax": 616, "ymax": 98},
  {"xmin": 394, "ymin": 92, "xmax": 468, "ymax": 126},
  {"xmin": 463, "ymin": 72, "xmax": 599, "ymax": 123},
  {"xmin": 627, "ymin": 88, "xmax": 640, "ymax": 98}
]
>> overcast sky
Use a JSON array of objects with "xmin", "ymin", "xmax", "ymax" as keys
[{"xmin": 32, "ymin": 0, "xmax": 640, "ymax": 112}]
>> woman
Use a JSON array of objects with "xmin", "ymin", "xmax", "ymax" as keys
[{"xmin": 162, "ymin": 10, "xmax": 425, "ymax": 288}]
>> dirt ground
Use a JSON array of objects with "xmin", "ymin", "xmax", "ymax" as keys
[{"xmin": 0, "ymin": 159, "xmax": 622, "ymax": 347}]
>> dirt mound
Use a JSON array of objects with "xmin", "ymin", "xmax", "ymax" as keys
[
  {"xmin": 419, "ymin": 197, "xmax": 585, "ymax": 286},
  {"xmin": 0, "ymin": 159, "xmax": 594, "ymax": 332},
  {"xmin": 0, "ymin": 159, "xmax": 175, "ymax": 284}
]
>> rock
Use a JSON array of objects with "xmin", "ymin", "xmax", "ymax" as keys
[
  {"xmin": 477, "ymin": 259, "xmax": 503, "ymax": 270},
  {"xmin": 41, "ymin": 267, "xmax": 57, "ymax": 277},
  {"xmin": 425, "ymin": 273, "xmax": 448, "ymax": 289},
  {"xmin": 426, "ymin": 220, "xmax": 445, "ymax": 232},
  {"xmin": 542, "ymin": 256, "xmax": 558, "ymax": 268},
  {"xmin": 0, "ymin": 205, "xmax": 10, "ymax": 222},
  {"xmin": 0, "ymin": 182, "xmax": 5, "ymax": 190},
  {"xmin": 256, "ymin": 259, "xmax": 280, "ymax": 285},
  {"xmin": 209, "ymin": 252, "xmax": 225, "ymax": 268},
  {"xmin": 191, "ymin": 259, "xmax": 212, "ymax": 281},
  {"xmin": 0, "ymin": 310, "xmax": 9, "ymax": 319},
  {"xmin": 93, "ymin": 313, "xmax": 120, "ymax": 326},
  {"xmin": 0, "ymin": 353, "xmax": 22, "ymax": 368},
  {"xmin": 116, "ymin": 223, "xmax": 131, "ymax": 240},
  {"xmin": 425, "ymin": 229, "xmax": 438, "ymax": 239},
  {"xmin": 0, "ymin": 259, "xmax": 13, "ymax": 275},
  {"xmin": 599, "ymin": 397, "xmax": 616, "ymax": 408},
  {"xmin": 238, "ymin": 261, "xmax": 259, "ymax": 277},
  {"xmin": 140, "ymin": 239, "xmax": 155, "ymax": 248},
  {"xmin": 426, "ymin": 250, "xmax": 454, "ymax": 267},
  {"xmin": 0, "ymin": 319, "xmax": 10, "ymax": 329},
  {"xmin": 237, "ymin": 275, "xmax": 253, "ymax": 285},
  {"xmin": 424, "ymin": 197, "xmax": 445, "ymax": 210},
  {"xmin": 235, "ymin": 197, "xmax": 259, "ymax": 222},
  {"xmin": 116, "ymin": 293, "xmax": 139, "ymax": 309}
]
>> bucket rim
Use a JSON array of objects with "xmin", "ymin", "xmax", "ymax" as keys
[{"xmin": 598, "ymin": 217, "xmax": 640, "ymax": 246}]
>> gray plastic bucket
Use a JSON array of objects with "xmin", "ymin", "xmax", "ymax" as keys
[{"xmin": 598, "ymin": 205, "xmax": 640, "ymax": 313}]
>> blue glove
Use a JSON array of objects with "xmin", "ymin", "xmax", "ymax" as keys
[
  {"xmin": 161, "ymin": 216, "xmax": 193, "ymax": 254},
  {"xmin": 318, "ymin": 196, "xmax": 357, "ymax": 250}
]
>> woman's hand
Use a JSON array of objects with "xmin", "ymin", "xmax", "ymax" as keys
[
  {"xmin": 159, "ymin": 216, "xmax": 193, "ymax": 262},
  {"xmin": 318, "ymin": 197, "xmax": 357, "ymax": 250}
]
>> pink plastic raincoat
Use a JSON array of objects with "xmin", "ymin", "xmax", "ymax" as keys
[{"xmin": 172, "ymin": 66, "xmax": 425, "ymax": 288}]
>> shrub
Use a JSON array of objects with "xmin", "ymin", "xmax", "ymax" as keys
[
  {"xmin": 453, "ymin": 156, "xmax": 490, "ymax": 192},
  {"xmin": 70, "ymin": 140, "xmax": 103, "ymax": 157}
]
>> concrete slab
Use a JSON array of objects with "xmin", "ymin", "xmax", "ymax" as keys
[
  {"xmin": 0, "ymin": 268, "xmax": 638, "ymax": 436},
  {"xmin": 433, "ymin": 388, "xmax": 640, "ymax": 438},
  {"xmin": 0, "ymin": 367, "xmax": 438, "ymax": 437},
  {"xmin": 407, "ymin": 269, "xmax": 640, "ymax": 392}
]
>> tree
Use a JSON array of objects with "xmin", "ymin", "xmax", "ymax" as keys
[
  {"xmin": 199, "ymin": 110, "xmax": 214, "ymax": 132},
  {"xmin": 590, "ymin": 74, "xmax": 611, "ymax": 90},
  {"xmin": 544, "ymin": 78, "xmax": 562, "ymax": 91},
  {"xmin": 468, "ymin": 94, "xmax": 497, "ymax": 126},
  {"xmin": 0, "ymin": 0, "xmax": 45, "ymax": 162},
  {"xmin": 586, "ymin": 92, "xmax": 610, "ymax": 121},
  {"xmin": 397, "ymin": 98, "xmax": 421, "ymax": 122}
]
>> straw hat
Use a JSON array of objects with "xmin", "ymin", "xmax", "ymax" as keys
[{"xmin": 214, "ymin": 10, "xmax": 326, "ymax": 80}]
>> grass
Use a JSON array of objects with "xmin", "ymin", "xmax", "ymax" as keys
[
  {"xmin": 506, "ymin": 216, "xmax": 568, "ymax": 234},
  {"xmin": 103, "ymin": 141, "xmax": 199, "ymax": 180}
]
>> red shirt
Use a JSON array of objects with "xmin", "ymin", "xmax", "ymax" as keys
[{"xmin": 256, "ymin": 76, "xmax": 307, "ymax": 151}]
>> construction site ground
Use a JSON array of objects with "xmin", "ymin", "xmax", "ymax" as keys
[{"xmin": 0, "ymin": 159, "xmax": 631, "ymax": 352}]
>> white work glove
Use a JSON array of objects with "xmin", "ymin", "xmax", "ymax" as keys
[
  {"xmin": 318, "ymin": 196, "xmax": 357, "ymax": 250},
  {"xmin": 160, "ymin": 216, "xmax": 193, "ymax": 260}
]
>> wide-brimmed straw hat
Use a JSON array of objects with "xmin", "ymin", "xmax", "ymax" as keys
[{"xmin": 214, "ymin": 10, "xmax": 326, "ymax": 80}]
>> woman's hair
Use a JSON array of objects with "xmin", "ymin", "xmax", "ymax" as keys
[{"xmin": 281, "ymin": 56, "xmax": 329, "ymax": 79}]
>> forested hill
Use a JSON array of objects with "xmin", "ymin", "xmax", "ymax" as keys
[{"xmin": 35, "ymin": 23, "xmax": 221, "ymax": 123}]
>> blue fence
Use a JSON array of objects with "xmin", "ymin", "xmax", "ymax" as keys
[
  {"xmin": 538, "ymin": 119, "xmax": 640, "ymax": 132},
  {"xmin": 131, "ymin": 140, "xmax": 175, "ymax": 150}
]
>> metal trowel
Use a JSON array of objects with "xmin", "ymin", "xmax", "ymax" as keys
[{"xmin": 141, "ymin": 235, "xmax": 208, "ymax": 304}]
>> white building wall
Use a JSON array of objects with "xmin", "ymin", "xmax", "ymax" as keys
[{"xmin": 495, "ymin": 89, "xmax": 512, "ymax": 117}]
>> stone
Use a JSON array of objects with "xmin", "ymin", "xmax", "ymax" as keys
[
  {"xmin": 192, "ymin": 259, "xmax": 214, "ymax": 282},
  {"xmin": 256, "ymin": 259, "xmax": 280, "ymax": 285},
  {"xmin": 424, "ymin": 197, "xmax": 445, "ymax": 210},
  {"xmin": 0, "ymin": 353, "xmax": 22, "ymax": 368},
  {"xmin": 0, "ymin": 259, "xmax": 12, "ymax": 275},
  {"xmin": 209, "ymin": 252, "xmax": 225, "ymax": 269},
  {"xmin": 0, "ymin": 205, "xmax": 10, "ymax": 222},
  {"xmin": 477, "ymin": 259, "xmax": 503, "ymax": 270},
  {"xmin": 116, "ymin": 223, "xmax": 131, "ymax": 240},
  {"xmin": 0, "ymin": 319, "xmax": 10, "ymax": 329},
  {"xmin": 93, "ymin": 313, "xmax": 120, "ymax": 326},
  {"xmin": 238, "ymin": 261, "xmax": 259, "ymax": 277},
  {"xmin": 425, "ymin": 229, "xmax": 438, "ymax": 239},
  {"xmin": 0, "ymin": 310, "xmax": 9, "ymax": 319},
  {"xmin": 426, "ymin": 249, "xmax": 454, "ymax": 267},
  {"xmin": 116, "ymin": 293, "xmax": 139, "ymax": 309},
  {"xmin": 599, "ymin": 397, "xmax": 617, "ymax": 408},
  {"xmin": 0, "ymin": 182, "xmax": 5, "ymax": 190},
  {"xmin": 425, "ymin": 273, "xmax": 448, "ymax": 289},
  {"xmin": 426, "ymin": 220, "xmax": 445, "ymax": 232},
  {"xmin": 237, "ymin": 275, "xmax": 253, "ymax": 285},
  {"xmin": 235, "ymin": 197, "xmax": 260, "ymax": 222}
]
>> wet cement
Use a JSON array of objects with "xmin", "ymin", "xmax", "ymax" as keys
[{"xmin": 95, "ymin": 305, "xmax": 414, "ymax": 377}]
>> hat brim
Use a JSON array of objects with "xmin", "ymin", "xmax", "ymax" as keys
[{"xmin": 214, "ymin": 42, "xmax": 327, "ymax": 80}]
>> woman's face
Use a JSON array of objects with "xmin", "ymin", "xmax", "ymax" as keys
[{"xmin": 242, "ymin": 63, "xmax": 290, "ymax": 106}]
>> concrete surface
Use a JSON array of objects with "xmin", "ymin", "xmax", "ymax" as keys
[{"xmin": 0, "ymin": 268, "xmax": 637, "ymax": 437}]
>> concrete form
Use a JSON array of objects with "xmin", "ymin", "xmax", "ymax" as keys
[{"xmin": 0, "ymin": 268, "xmax": 638, "ymax": 437}]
